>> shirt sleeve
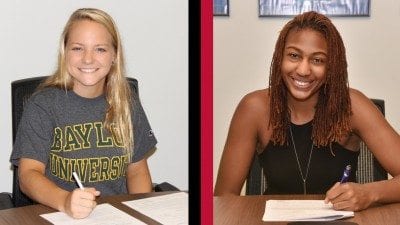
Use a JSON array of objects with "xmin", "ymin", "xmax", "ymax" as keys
[
  {"xmin": 131, "ymin": 93, "xmax": 157, "ymax": 163},
  {"xmin": 10, "ymin": 95, "xmax": 54, "ymax": 166}
]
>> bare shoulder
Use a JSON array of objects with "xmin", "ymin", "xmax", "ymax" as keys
[
  {"xmin": 238, "ymin": 88, "xmax": 270, "ymax": 113},
  {"xmin": 231, "ymin": 88, "xmax": 270, "ymax": 133},
  {"xmin": 349, "ymin": 88, "xmax": 368, "ymax": 100},
  {"xmin": 349, "ymin": 87, "xmax": 382, "ymax": 106},
  {"xmin": 349, "ymin": 88, "xmax": 373, "ymax": 110},
  {"xmin": 349, "ymin": 88, "xmax": 384, "ymax": 129}
]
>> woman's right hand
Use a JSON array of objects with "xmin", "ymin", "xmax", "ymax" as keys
[{"xmin": 63, "ymin": 188, "xmax": 101, "ymax": 219}]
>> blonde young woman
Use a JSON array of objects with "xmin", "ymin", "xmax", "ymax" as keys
[{"xmin": 10, "ymin": 8, "xmax": 157, "ymax": 218}]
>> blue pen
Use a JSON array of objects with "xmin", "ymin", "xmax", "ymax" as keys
[{"xmin": 340, "ymin": 165, "xmax": 351, "ymax": 183}]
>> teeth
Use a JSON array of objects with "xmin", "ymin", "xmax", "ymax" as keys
[
  {"xmin": 294, "ymin": 79, "xmax": 310, "ymax": 87},
  {"xmin": 80, "ymin": 68, "xmax": 97, "ymax": 73}
]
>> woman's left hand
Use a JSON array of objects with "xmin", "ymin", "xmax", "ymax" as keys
[{"xmin": 324, "ymin": 182, "xmax": 374, "ymax": 211}]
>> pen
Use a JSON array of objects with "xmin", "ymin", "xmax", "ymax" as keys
[
  {"xmin": 340, "ymin": 165, "xmax": 351, "ymax": 183},
  {"xmin": 72, "ymin": 171, "xmax": 84, "ymax": 190}
]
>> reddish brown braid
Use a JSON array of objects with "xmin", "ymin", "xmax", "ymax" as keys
[{"xmin": 268, "ymin": 11, "xmax": 352, "ymax": 147}]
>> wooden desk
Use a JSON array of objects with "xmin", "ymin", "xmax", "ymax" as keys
[
  {"xmin": 214, "ymin": 195, "xmax": 400, "ymax": 225},
  {"xmin": 0, "ymin": 191, "xmax": 181, "ymax": 225}
]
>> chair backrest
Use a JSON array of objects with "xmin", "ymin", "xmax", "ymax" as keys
[
  {"xmin": 245, "ymin": 99, "xmax": 388, "ymax": 195},
  {"xmin": 11, "ymin": 76, "xmax": 138, "ymax": 207},
  {"xmin": 356, "ymin": 99, "xmax": 387, "ymax": 184}
]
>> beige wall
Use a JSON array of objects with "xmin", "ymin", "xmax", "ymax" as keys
[{"xmin": 214, "ymin": 0, "xmax": 400, "ymax": 193}]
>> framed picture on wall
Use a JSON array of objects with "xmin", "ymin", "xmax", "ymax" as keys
[
  {"xmin": 259, "ymin": 0, "xmax": 370, "ymax": 17},
  {"xmin": 214, "ymin": 0, "xmax": 229, "ymax": 16}
]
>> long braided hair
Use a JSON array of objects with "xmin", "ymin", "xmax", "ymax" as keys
[{"xmin": 269, "ymin": 11, "xmax": 351, "ymax": 147}]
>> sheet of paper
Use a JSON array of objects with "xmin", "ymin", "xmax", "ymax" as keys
[
  {"xmin": 123, "ymin": 192, "xmax": 188, "ymax": 225},
  {"xmin": 263, "ymin": 200, "xmax": 354, "ymax": 222},
  {"xmin": 40, "ymin": 203, "xmax": 146, "ymax": 225}
]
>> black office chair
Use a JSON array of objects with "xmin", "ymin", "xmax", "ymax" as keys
[
  {"xmin": 246, "ymin": 99, "xmax": 388, "ymax": 195},
  {"xmin": 0, "ymin": 192, "xmax": 13, "ymax": 210},
  {"xmin": 9, "ymin": 76, "xmax": 179, "ymax": 208}
]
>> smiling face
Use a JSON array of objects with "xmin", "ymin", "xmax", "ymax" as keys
[
  {"xmin": 65, "ymin": 20, "xmax": 115, "ymax": 98},
  {"xmin": 281, "ymin": 28, "xmax": 328, "ymax": 103}
]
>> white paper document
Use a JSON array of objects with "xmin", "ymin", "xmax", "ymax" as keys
[
  {"xmin": 123, "ymin": 192, "xmax": 188, "ymax": 225},
  {"xmin": 262, "ymin": 200, "xmax": 354, "ymax": 222},
  {"xmin": 40, "ymin": 203, "xmax": 146, "ymax": 225}
]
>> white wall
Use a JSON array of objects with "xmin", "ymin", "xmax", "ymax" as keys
[
  {"xmin": 214, "ymin": 0, "xmax": 400, "ymax": 192},
  {"xmin": 0, "ymin": 0, "xmax": 188, "ymax": 192}
]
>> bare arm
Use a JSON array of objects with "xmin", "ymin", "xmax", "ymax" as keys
[
  {"xmin": 126, "ymin": 158, "xmax": 153, "ymax": 194},
  {"xmin": 214, "ymin": 90, "xmax": 270, "ymax": 196},
  {"xmin": 352, "ymin": 90, "xmax": 400, "ymax": 203},
  {"xmin": 325, "ymin": 89, "xmax": 400, "ymax": 210},
  {"xmin": 19, "ymin": 158, "xmax": 100, "ymax": 218}
]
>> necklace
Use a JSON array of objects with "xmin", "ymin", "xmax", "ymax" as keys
[{"xmin": 289, "ymin": 125, "xmax": 314, "ymax": 194}]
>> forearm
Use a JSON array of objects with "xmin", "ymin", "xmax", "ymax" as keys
[
  {"xmin": 127, "ymin": 172, "xmax": 152, "ymax": 194},
  {"xmin": 20, "ymin": 169, "xmax": 69, "ymax": 212},
  {"xmin": 126, "ymin": 160, "xmax": 152, "ymax": 194},
  {"xmin": 214, "ymin": 176, "xmax": 243, "ymax": 196},
  {"xmin": 214, "ymin": 158, "xmax": 247, "ymax": 196},
  {"xmin": 214, "ymin": 188, "xmax": 240, "ymax": 196},
  {"xmin": 368, "ymin": 176, "xmax": 400, "ymax": 204}
]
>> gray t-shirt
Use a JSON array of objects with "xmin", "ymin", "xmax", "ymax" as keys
[{"xmin": 10, "ymin": 87, "xmax": 157, "ymax": 196}]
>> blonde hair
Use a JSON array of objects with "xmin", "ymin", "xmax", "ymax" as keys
[
  {"xmin": 269, "ymin": 11, "xmax": 351, "ymax": 147},
  {"xmin": 40, "ymin": 8, "xmax": 134, "ymax": 154}
]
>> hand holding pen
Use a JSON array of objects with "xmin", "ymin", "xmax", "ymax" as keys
[
  {"xmin": 324, "ymin": 165, "xmax": 352, "ymax": 205},
  {"xmin": 63, "ymin": 171, "xmax": 101, "ymax": 219},
  {"xmin": 324, "ymin": 164, "xmax": 375, "ymax": 211}
]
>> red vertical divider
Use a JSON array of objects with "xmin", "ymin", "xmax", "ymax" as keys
[{"xmin": 201, "ymin": 0, "xmax": 213, "ymax": 224}]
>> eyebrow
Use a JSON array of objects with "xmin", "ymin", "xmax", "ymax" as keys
[
  {"xmin": 285, "ymin": 46, "xmax": 327, "ymax": 56},
  {"xmin": 68, "ymin": 42, "xmax": 111, "ymax": 47}
]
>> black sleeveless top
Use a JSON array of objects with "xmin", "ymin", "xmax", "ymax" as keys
[{"xmin": 258, "ymin": 121, "xmax": 359, "ymax": 194}]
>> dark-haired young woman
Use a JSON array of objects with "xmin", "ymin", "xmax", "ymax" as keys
[{"xmin": 214, "ymin": 11, "xmax": 400, "ymax": 211}]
